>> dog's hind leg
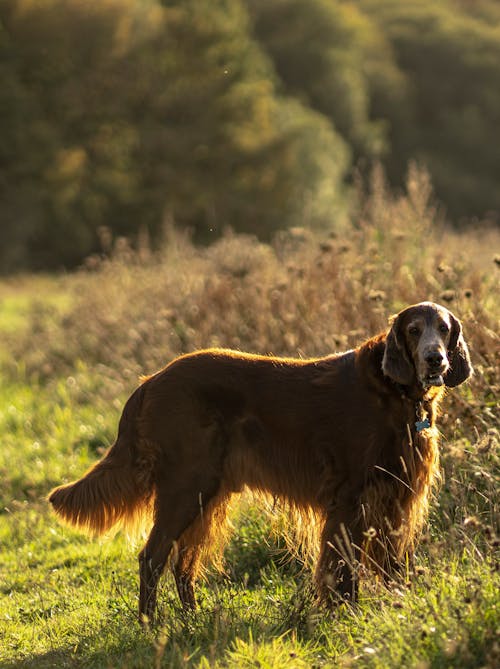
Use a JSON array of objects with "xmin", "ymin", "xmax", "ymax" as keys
[
  {"xmin": 139, "ymin": 522, "xmax": 171, "ymax": 625},
  {"xmin": 172, "ymin": 488, "xmax": 231, "ymax": 609},
  {"xmin": 138, "ymin": 488, "xmax": 220, "ymax": 624},
  {"xmin": 172, "ymin": 544, "xmax": 198, "ymax": 610},
  {"xmin": 315, "ymin": 502, "xmax": 363, "ymax": 606},
  {"xmin": 136, "ymin": 409, "xmax": 230, "ymax": 623},
  {"xmin": 139, "ymin": 479, "xmax": 227, "ymax": 622}
]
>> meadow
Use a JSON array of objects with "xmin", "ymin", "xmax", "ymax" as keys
[{"xmin": 1, "ymin": 170, "xmax": 498, "ymax": 667}]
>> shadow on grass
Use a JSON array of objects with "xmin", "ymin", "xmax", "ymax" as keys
[
  {"xmin": 3, "ymin": 576, "xmax": 494, "ymax": 669},
  {"xmin": 1, "ymin": 636, "xmax": 155, "ymax": 669},
  {"xmin": 2, "ymin": 577, "xmax": 314, "ymax": 669},
  {"xmin": 2, "ymin": 613, "xmax": 259, "ymax": 669}
]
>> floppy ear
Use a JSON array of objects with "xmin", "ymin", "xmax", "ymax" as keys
[
  {"xmin": 444, "ymin": 313, "xmax": 473, "ymax": 387},
  {"xmin": 382, "ymin": 315, "xmax": 415, "ymax": 385}
]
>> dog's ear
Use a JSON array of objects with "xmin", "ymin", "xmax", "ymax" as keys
[
  {"xmin": 382, "ymin": 314, "xmax": 415, "ymax": 385},
  {"xmin": 443, "ymin": 313, "xmax": 473, "ymax": 387}
]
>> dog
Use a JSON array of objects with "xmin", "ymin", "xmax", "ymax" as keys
[{"xmin": 49, "ymin": 301, "xmax": 472, "ymax": 623}]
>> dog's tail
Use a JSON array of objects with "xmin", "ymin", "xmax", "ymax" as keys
[{"xmin": 48, "ymin": 385, "xmax": 154, "ymax": 538}]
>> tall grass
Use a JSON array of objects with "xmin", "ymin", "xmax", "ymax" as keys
[
  {"xmin": 0, "ymin": 167, "xmax": 498, "ymax": 667},
  {"xmin": 6, "ymin": 165, "xmax": 498, "ymax": 441}
]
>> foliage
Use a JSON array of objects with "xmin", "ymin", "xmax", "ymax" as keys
[
  {"xmin": 248, "ymin": 0, "xmax": 500, "ymax": 220},
  {"xmin": 246, "ymin": 0, "xmax": 405, "ymax": 161},
  {"xmin": 356, "ymin": 0, "xmax": 500, "ymax": 219},
  {"xmin": 1, "ymin": 0, "xmax": 500, "ymax": 270},
  {"xmin": 0, "ymin": 0, "xmax": 348, "ymax": 270},
  {"xmin": 0, "ymin": 168, "xmax": 498, "ymax": 666}
]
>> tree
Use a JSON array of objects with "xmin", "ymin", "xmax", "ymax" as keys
[
  {"xmin": 245, "ymin": 0, "xmax": 407, "ymax": 164},
  {"xmin": 0, "ymin": 0, "xmax": 350, "ymax": 269},
  {"xmin": 356, "ymin": 0, "xmax": 500, "ymax": 219},
  {"xmin": 126, "ymin": 0, "xmax": 350, "ymax": 241}
]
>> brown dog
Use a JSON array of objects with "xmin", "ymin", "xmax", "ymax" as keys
[{"xmin": 49, "ymin": 302, "xmax": 472, "ymax": 622}]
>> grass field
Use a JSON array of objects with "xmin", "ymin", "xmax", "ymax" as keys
[{"xmin": 1, "ymin": 171, "xmax": 498, "ymax": 667}]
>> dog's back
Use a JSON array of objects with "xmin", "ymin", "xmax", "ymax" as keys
[{"xmin": 136, "ymin": 348, "xmax": 361, "ymax": 507}]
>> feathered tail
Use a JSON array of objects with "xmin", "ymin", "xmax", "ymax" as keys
[{"xmin": 48, "ymin": 385, "xmax": 154, "ymax": 537}]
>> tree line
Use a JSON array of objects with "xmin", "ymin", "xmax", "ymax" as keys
[{"xmin": 1, "ymin": 0, "xmax": 499, "ymax": 270}]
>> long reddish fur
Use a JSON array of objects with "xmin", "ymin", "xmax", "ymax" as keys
[
  {"xmin": 49, "ymin": 344, "xmax": 442, "ymax": 580},
  {"xmin": 49, "ymin": 387, "xmax": 155, "ymax": 538},
  {"xmin": 49, "ymin": 302, "xmax": 471, "ymax": 621}
]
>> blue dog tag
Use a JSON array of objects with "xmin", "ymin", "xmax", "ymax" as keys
[{"xmin": 415, "ymin": 418, "xmax": 431, "ymax": 432}]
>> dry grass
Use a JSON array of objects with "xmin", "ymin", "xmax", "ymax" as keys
[{"xmin": 7, "ymin": 166, "xmax": 498, "ymax": 444}]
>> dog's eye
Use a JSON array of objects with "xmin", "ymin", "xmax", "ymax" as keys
[
  {"xmin": 408, "ymin": 326, "xmax": 420, "ymax": 336},
  {"xmin": 439, "ymin": 323, "xmax": 449, "ymax": 334}
]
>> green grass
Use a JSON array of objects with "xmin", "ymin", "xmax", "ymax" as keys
[
  {"xmin": 0, "ymin": 276, "xmax": 71, "ymax": 331},
  {"xmin": 0, "ymin": 193, "xmax": 498, "ymax": 667},
  {"xmin": 1, "ymin": 311, "xmax": 497, "ymax": 668},
  {"xmin": 1, "ymin": 480, "xmax": 497, "ymax": 668}
]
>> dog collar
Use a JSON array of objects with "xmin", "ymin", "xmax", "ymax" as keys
[
  {"xmin": 391, "ymin": 383, "xmax": 432, "ymax": 432},
  {"xmin": 415, "ymin": 401, "xmax": 431, "ymax": 432}
]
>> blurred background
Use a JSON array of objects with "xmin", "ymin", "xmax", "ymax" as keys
[
  {"xmin": 1, "ymin": 4, "xmax": 499, "ymax": 664},
  {"xmin": 1, "ymin": 0, "xmax": 500, "ymax": 272}
]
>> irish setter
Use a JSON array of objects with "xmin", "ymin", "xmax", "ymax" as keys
[{"xmin": 49, "ymin": 301, "xmax": 472, "ymax": 623}]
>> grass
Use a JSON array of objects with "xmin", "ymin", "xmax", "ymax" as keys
[{"xmin": 0, "ymin": 168, "xmax": 498, "ymax": 667}]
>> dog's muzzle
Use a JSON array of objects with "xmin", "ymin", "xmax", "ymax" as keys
[{"xmin": 421, "ymin": 350, "xmax": 448, "ymax": 387}]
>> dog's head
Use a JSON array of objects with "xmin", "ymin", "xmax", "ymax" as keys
[{"xmin": 382, "ymin": 301, "xmax": 473, "ymax": 389}]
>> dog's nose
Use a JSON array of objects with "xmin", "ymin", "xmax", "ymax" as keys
[{"xmin": 425, "ymin": 351, "xmax": 444, "ymax": 369}]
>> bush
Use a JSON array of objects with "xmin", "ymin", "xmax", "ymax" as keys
[{"xmin": 6, "ymin": 166, "xmax": 498, "ymax": 447}]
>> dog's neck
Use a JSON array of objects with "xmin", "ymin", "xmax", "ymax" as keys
[
  {"xmin": 392, "ymin": 378, "xmax": 444, "ymax": 403},
  {"xmin": 357, "ymin": 335, "xmax": 445, "ymax": 430},
  {"xmin": 392, "ymin": 381, "xmax": 445, "ymax": 434}
]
